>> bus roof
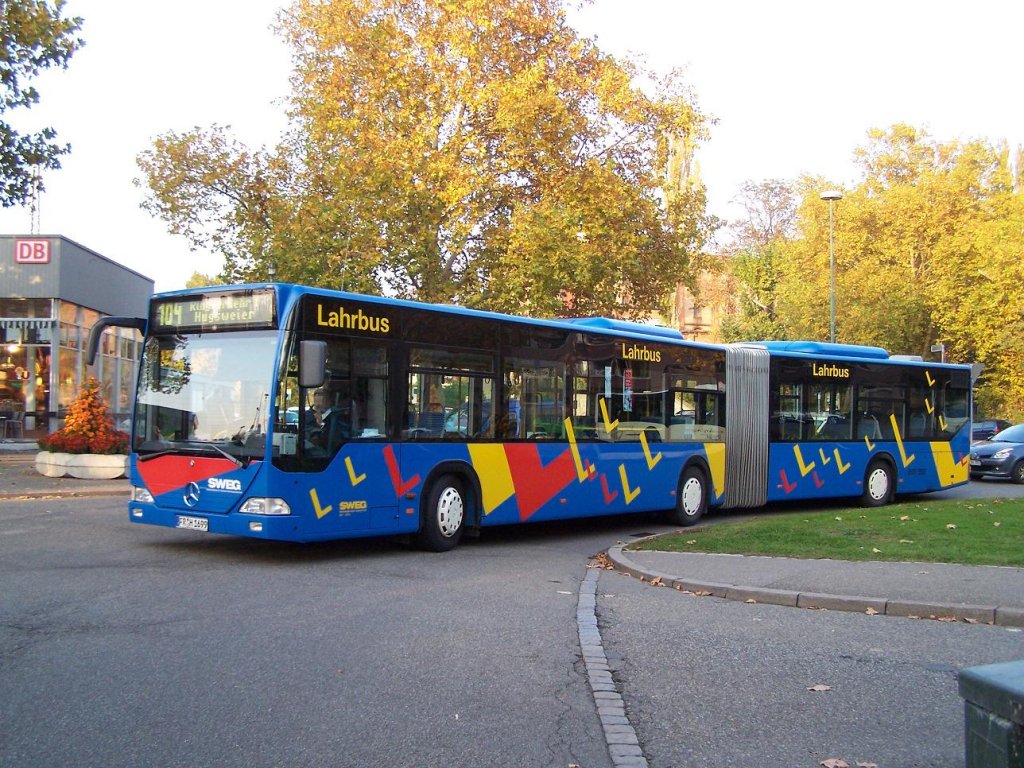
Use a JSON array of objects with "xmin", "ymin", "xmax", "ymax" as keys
[
  {"xmin": 156, "ymin": 283, "xmax": 705, "ymax": 348},
  {"xmin": 561, "ymin": 316, "xmax": 684, "ymax": 340},
  {"xmin": 739, "ymin": 340, "xmax": 970, "ymax": 369},
  {"xmin": 746, "ymin": 340, "xmax": 890, "ymax": 360}
]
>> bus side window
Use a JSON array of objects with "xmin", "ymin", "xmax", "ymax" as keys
[
  {"xmin": 856, "ymin": 413, "xmax": 882, "ymax": 440},
  {"xmin": 775, "ymin": 415, "xmax": 803, "ymax": 442},
  {"xmin": 419, "ymin": 401, "xmax": 445, "ymax": 436},
  {"xmin": 906, "ymin": 388, "xmax": 933, "ymax": 439}
]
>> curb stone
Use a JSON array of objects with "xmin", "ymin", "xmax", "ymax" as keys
[
  {"xmin": 608, "ymin": 540, "xmax": 1024, "ymax": 627},
  {"xmin": 577, "ymin": 567, "xmax": 649, "ymax": 768}
]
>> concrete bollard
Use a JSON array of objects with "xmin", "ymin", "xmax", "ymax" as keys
[{"xmin": 958, "ymin": 661, "xmax": 1024, "ymax": 768}]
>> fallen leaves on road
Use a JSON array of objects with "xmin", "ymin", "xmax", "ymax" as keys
[
  {"xmin": 820, "ymin": 759, "xmax": 848, "ymax": 768},
  {"xmin": 588, "ymin": 553, "xmax": 615, "ymax": 570},
  {"xmin": 865, "ymin": 607, "xmax": 879, "ymax": 616},
  {"xmin": 807, "ymin": 684, "xmax": 832, "ymax": 692}
]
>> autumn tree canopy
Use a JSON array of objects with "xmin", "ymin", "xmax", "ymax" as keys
[
  {"xmin": 720, "ymin": 125, "xmax": 1024, "ymax": 418},
  {"xmin": 137, "ymin": 0, "xmax": 712, "ymax": 319},
  {"xmin": 0, "ymin": 0, "xmax": 83, "ymax": 207},
  {"xmin": 713, "ymin": 179, "xmax": 793, "ymax": 341}
]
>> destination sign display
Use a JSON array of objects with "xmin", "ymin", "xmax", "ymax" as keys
[{"xmin": 151, "ymin": 290, "xmax": 277, "ymax": 331}]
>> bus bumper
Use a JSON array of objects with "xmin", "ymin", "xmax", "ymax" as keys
[{"xmin": 128, "ymin": 504, "xmax": 303, "ymax": 541}]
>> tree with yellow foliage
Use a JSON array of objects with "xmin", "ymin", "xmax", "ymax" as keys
[
  {"xmin": 756, "ymin": 125, "xmax": 1024, "ymax": 418},
  {"xmin": 137, "ymin": 0, "xmax": 711, "ymax": 319}
]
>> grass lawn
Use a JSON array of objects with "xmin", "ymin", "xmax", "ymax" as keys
[{"xmin": 629, "ymin": 498, "xmax": 1024, "ymax": 567}]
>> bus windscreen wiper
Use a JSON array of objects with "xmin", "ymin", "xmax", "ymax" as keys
[
  {"xmin": 184, "ymin": 440, "xmax": 245, "ymax": 468},
  {"xmin": 139, "ymin": 442, "xmax": 244, "ymax": 468}
]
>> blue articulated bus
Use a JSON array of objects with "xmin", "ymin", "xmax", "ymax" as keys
[{"xmin": 88, "ymin": 284, "xmax": 973, "ymax": 550}]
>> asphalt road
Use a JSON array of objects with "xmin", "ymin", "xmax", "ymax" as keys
[
  {"xmin": 1, "ymin": 497, "xmax": 629, "ymax": 768},
  {"xmin": 2, "ymin": 482, "xmax": 1022, "ymax": 768},
  {"xmin": 599, "ymin": 571, "xmax": 1022, "ymax": 768}
]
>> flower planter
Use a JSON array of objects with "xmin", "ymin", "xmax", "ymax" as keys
[
  {"xmin": 35, "ymin": 452, "xmax": 127, "ymax": 479},
  {"xmin": 35, "ymin": 451, "xmax": 72, "ymax": 478},
  {"xmin": 67, "ymin": 454, "xmax": 128, "ymax": 480},
  {"xmin": 36, "ymin": 377, "xmax": 130, "ymax": 478}
]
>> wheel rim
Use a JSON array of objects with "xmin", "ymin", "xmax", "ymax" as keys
[
  {"xmin": 680, "ymin": 476, "xmax": 704, "ymax": 517},
  {"xmin": 1015, "ymin": 463, "xmax": 1024, "ymax": 483},
  {"xmin": 435, "ymin": 486, "xmax": 464, "ymax": 538},
  {"xmin": 867, "ymin": 467, "xmax": 889, "ymax": 501}
]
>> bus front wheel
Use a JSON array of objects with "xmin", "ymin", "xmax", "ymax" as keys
[
  {"xmin": 861, "ymin": 460, "xmax": 894, "ymax": 507},
  {"xmin": 667, "ymin": 465, "xmax": 708, "ymax": 526},
  {"xmin": 416, "ymin": 475, "xmax": 466, "ymax": 552}
]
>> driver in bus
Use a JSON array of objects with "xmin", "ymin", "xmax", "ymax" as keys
[{"xmin": 310, "ymin": 388, "xmax": 354, "ymax": 454}]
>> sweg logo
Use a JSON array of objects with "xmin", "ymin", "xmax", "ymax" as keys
[
  {"xmin": 339, "ymin": 500, "xmax": 368, "ymax": 511},
  {"xmin": 208, "ymin": 478, "xmax": 243, "ymax": 491}
]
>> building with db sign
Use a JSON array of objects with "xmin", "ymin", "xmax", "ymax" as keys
[{"xmin": 0, "ymin": 235, "xmax": 153, "ymax": 436}]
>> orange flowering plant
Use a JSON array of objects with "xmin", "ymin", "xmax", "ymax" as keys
[{"xmin": 37, "ymin": 377, "xmax": 129, "ymax": 455}]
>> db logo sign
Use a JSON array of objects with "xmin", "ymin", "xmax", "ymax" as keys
[{"xmin": 15, "ymin": 239, "xmax": 50, "ymax": 264}]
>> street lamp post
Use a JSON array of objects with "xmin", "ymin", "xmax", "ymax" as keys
[{"xmin": 820, "ymin": 190, "xmax": 843, "ymax": 343}]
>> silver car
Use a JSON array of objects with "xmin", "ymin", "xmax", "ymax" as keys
[{"xmin": 970, "ymin": 423, "xmax": 1024, "ymax": 483}]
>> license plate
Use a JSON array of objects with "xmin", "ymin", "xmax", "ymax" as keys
[
  {"xmin": 176, "ymin": 515, "xmax": 209, "ymax": 532},
  {"xmin": 969, "ymin": 460, "xmax": 981, "ymax": 467}
]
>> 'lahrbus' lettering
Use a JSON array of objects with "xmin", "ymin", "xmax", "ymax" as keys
[
  {"xmin": 621, "ymin": 343, "xmax": 662, "ymax": 363},
  {"xmin": 812, "ymin": 362, "xmax": 850, "ymax": 378},
  {"xmin": 316, "ymin": 304, "xmax": 391, "ymax": 334}
]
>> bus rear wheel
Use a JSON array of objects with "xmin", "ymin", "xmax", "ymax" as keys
[
  {"xmin": 861, "ymin": 460, "xmax": 894, "ymax": 507},
  {"xmin": 666, "ymin": 465, "xmax": 707, "ymax": 526},
  {"xmin": 416, "ymin": 474, "xmax": 466, "ymax": 552}
]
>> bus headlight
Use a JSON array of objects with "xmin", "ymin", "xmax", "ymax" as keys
[
  {"xmin": 131, "ymin": 486, "xmax": 154, "ymax": 503},
  {"xmin": 239, "ymin": 497, "xmax": 291, "ymax": 516}
]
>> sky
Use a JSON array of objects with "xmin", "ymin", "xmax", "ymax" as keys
[{"xmin": 1, "ymin": 0, "xmax": 1021, "ymax": 292}]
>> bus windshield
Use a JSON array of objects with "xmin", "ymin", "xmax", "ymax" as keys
[{"xmin": 133, "ymin": 330, "xmax": 279, "ymax": 462}]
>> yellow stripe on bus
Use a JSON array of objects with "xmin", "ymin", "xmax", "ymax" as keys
[
  {"xmin": 703, "ymin": 442, "xmax": 726, "ymax": 500},
  {"xmin": 929, "ymin": 441, "xmax": 969, "ymax": 487},
  {"xmin": 467, "ymin": 444, "xmax": 516, "ymax": 515}
]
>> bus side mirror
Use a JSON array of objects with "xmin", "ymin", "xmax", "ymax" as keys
[
  {"xmin": 299, "ymin": 340, "xmax": 327, "ymax": 389},
  {"xmin": 86, "ymin": 316, "xmax": 147, "ymax": 365}
]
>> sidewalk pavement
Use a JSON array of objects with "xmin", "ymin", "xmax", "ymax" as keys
[
  {"xmin": 0, "ymin": 441, "xmax": 128, "ymax": 499},
  {"xmin": 609, "ymin": 543, "xmax": 1024, "ymax": 628}
]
